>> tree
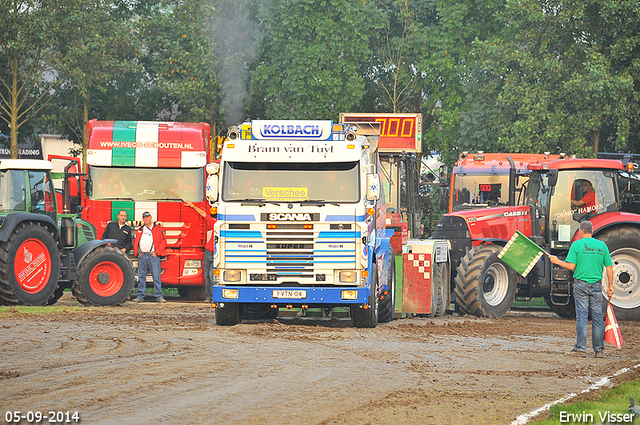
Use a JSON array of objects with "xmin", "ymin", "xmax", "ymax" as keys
[
  {"xmin": 0, "ymin": 0, "xmax": 60, "ymax": 158},
  {"xmin": 139, "ymin": 0, "xmax": 224, "ymax": 133},
  {"xmin": 249, "ymin": 0, "xmax": 383, "ymax": 121},
  {"xmin": 414, "ymin": 0, "xmax": 507, "ymax": 163},
  {"xmin": 47, "ymin": 0, "xmax": 143, "ymax": 168},
  {"xmin": 362, "ymin": 0, "xmax": 428, "ymax": 114},
  {"xmin": 462, "ymin": 0, "xmax": 640, "ymax": 157}
]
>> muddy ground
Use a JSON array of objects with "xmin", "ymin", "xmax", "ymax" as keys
[{"xmin": 1, "ymin": 294, "xmax": 639, "ymax": 425}]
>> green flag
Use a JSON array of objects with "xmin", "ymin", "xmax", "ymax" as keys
[{"xmin": 498, "ymin": 231, "xmax": 546, "ymax": 277}]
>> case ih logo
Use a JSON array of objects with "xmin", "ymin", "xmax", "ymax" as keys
[
  {"xmin": 263, "ymin": 213, "xmax": 319, "ymax": 221},
  {"xmin": 504, "ymin": 211, "xmax": 529, "ymax": 217}
]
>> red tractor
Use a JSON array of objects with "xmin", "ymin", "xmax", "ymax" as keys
[{"xmin": 433, "ymin": 157, "xmax": 640, "ymax": 320}]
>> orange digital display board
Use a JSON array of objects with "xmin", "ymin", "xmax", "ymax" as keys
[{"xmin": 339, "ymin": 113, "xmax": 421, "ymax": 153}]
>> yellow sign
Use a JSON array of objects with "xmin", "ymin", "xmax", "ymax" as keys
[{"xmin": 263, "ymin": 187, "xmax": 309, "ymax": 201}]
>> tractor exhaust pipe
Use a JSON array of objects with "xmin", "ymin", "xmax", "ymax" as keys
[{"xmin": 506, "ymin": 155, "xmax": 516, "ymax": 206}]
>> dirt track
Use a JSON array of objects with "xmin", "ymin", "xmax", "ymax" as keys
[{"xmin": 1, "ymin": 293, "xmax": 639, "ymax": 425}]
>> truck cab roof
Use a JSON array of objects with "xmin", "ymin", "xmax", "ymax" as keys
[{"xmin": 528, "ymin": 158, "xmax": 623, "ymax": 171}]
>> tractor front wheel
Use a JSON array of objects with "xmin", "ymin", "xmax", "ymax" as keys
[
  {"xmin": 454, "ymin": 244, "xmax": 517, "ymax": 317},
  {"xmin": 73, "ymin": 247, "xmax": 134, "ymax": 306}
]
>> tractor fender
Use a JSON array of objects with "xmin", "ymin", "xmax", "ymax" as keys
[
  {"xmin": 471, "ymin": 237, "xmax": 508, "ymax": 247},
  {"xmin": 0, "ymin": 213, "xmax": 58, "ymax": 243},
  {"xmin": 585, "ymin": 212, "xmax": 640, "ymax": 240},
  {"xmin": 73, "ymin": 239, "xmax": 117, "ymax": 267}
]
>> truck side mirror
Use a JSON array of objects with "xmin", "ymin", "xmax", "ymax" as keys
[
  {"xmin": 548, "ymin": 169, "xmax": 558, "ymax": 186},
  {"xmin": 366, "ymin": 174, "xmax": 379, "ymax": 201},
  {"xmin": 86, "ymin": 179, "xmax": 93, "ymax": 196},
  {"xmin": 206, "ymin": 174, "xmax": 219, "ymax": 202}
]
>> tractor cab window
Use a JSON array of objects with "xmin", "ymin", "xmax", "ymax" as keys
[
  {"xmin": 618, "ymin": 171, "xmax": 640, "ymax": 214},
  {"xmin": 29, "ymin": 171, "xmax": 55, "ymax": 215},
  {"xmin": 452, "ymin": 172, "xmax": 511, "ymax": 211},
  {"xmin": 548, "ymin": 169, "xmax": 617, "ymax": 248},
  {"xmin": 0, "ymin": 170, "xmax": 27, "ymax": 211}
]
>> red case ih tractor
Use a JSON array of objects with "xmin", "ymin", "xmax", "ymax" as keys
[{"xmin": 433, "ymin": 157, "xmax": 640, "ymax": 320}]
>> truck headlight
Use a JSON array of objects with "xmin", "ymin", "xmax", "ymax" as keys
[
  {"xmin": 341, "ymin": 290, "xmax": 358, "ymax": 300},
  {"xmin": 339, "ymin": 271, "xmax": 357, "ymax": 283},
  {"xmin": 184, "ymin": 260, "xmax": 202, "ymax": 268},
  {"xmin": 224, "ymin": 270, "xmax": 242, "ymax": 282},
  {"xmin": 222, "ymin": 289, "xmax": 239, "ymax": 299}
]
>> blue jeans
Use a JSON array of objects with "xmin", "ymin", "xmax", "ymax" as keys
[
  {"xmin": 573, "ymin": 279, "xmax": 605, "ymax": 352},
  {"xmin": 204, "ymin": 249, "xmax": 213, "ymax": 299},
  {"xmin": 137, "ymin": 253, "xmax": 163, "ymax": 300}
]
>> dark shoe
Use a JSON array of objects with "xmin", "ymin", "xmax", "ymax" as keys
[
  {"xmin": 131, "ymin": 297, "xmax": 143, "ymax": 303},
  {"xmin": 565, "ymin": 349, "xmax": 586, "ymax": 357},
  {"xmin": 157, "ymin": 298, "xmax": 167, "ymax": 303},
  {"xmin": 595, "ymin": 350, "xmax": 604, "ymax": 358},
  {"xmin": 204, "ymin": 298, "xmax": 212, "ymax": 303}
]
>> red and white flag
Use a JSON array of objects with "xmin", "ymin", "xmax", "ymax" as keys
[{"xmin": 605, "ymin": 303, "xmax": 623, "ymax": 349}]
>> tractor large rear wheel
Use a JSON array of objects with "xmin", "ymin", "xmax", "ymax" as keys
[
  {"xmin": 454, "ymin": 244, "xmax": 517, "ymax": 317},
  {"xmin": 597, "ymin": 227, "xmax": 640, "ymax": 321},
  {"xmin": 0, "ymin": 222, "xmax": 60, "ymax": 306},
  {"xmin": 73, "ymin": 247, "xmax": 134, "ymax": 306}
]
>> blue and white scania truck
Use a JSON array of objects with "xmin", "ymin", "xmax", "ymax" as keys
[{"xmin": 206, "ymin": 120, "xmax": 396, "ymax": 327}]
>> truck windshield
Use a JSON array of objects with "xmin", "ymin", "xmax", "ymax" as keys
[
  {"xmin": 452, "ymin": 173, "xmax": 512, "ymax": 210},
  {"xmin": 222, "ymin": 162, "xmax": 360, "ymax": 203},
  {"xmin": 89, "ymin": 166, "xmax": 204, "ymax": 202}
]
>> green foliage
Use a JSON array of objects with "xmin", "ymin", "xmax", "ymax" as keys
[
  {"xmin": 462, "ymin": 0, "xmax": 640, "ymax": 157},
  {"xmin": 48, "ymin": 0, "xmax": 142, "ymax": 165},
  {"xmin": 139, "ymin": 0, "xmax": 223, "ymax": 126},
  {"xmin": 1, "ymin": 0, "xmax": 640, "ymax": 167},
  {"xmin": 0, "ymin": 0, "xmax": 62, "ymax": 157},
  {"xmin": 249, "ymin": 0, "xmax": 383, "ymax": 121}
]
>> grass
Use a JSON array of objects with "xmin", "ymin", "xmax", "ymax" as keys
[
  {"xmin": 0, "ymin": 305, "xmax": 83, "ymax": 315},
  {"xmin": 529, "ymin": 379, "xmax": 640, "ymax": 424}
]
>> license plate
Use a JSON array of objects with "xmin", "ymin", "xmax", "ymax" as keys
[{"xmin": 273, "ymin": 290, "xmax": 307, "ymax": 299}]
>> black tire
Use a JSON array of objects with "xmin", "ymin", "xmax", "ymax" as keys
[
  {"xmin": 216, "ymin": 303, "xmax": 242, "ymax": 326},
  {"xmin": 243, "ymin": 304, "xmax": 279, "ymax": 320},
  {"xmin": 178, "ymin": 286, "xmax": 205, "ymax": 300},
  {"xmin": 47, "ymin": 284, "xmax": 67, "ymax": 306},
  {"xmin": 543, "ymin": 294, "xmax": 576, "ymax": 319},
  {"xmin": 73, "ymin": 247, "xmax": 135, "ymax": 306},
  {"xmin": 379, "ymin": 248, "xmax": 396, "ymax": 323},
  {"xmin": 0, "ymin": 222, "xmax": 60, "ymax": 305},
  {"xmin": 351, "ymin": 263, "xmax": 379, "ymax": 328},
  {"xmin": 597, "ymin": 227, "xmax": 640, "ymax": 321},
  {"xmin": 454, "ymin": 244, "xmax": 517, "ymax": 318},
  {"xmin": 187, "ymin": 286, "xmax": 206, "ymax": 301},
  {"xmin": 435, "ymin": 262, "xmax": 448, "ymax": 317},
  {"xmin": 426, "ymin": 258, "xmax": 440, "ymax": 317}
]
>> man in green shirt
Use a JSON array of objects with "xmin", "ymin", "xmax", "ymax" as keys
[{"xmin": 549, "ymin": 220, "xmax": 614, "ymax": 358}]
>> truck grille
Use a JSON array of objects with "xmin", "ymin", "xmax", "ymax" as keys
[{"xmin": 222, "ymin": 224, "xmax": 358, "ymax": 283}]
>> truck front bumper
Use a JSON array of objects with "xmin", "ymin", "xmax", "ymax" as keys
[{"xmin": 212, "ymin": 285, "xmax": 370, "ymax": 305}]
